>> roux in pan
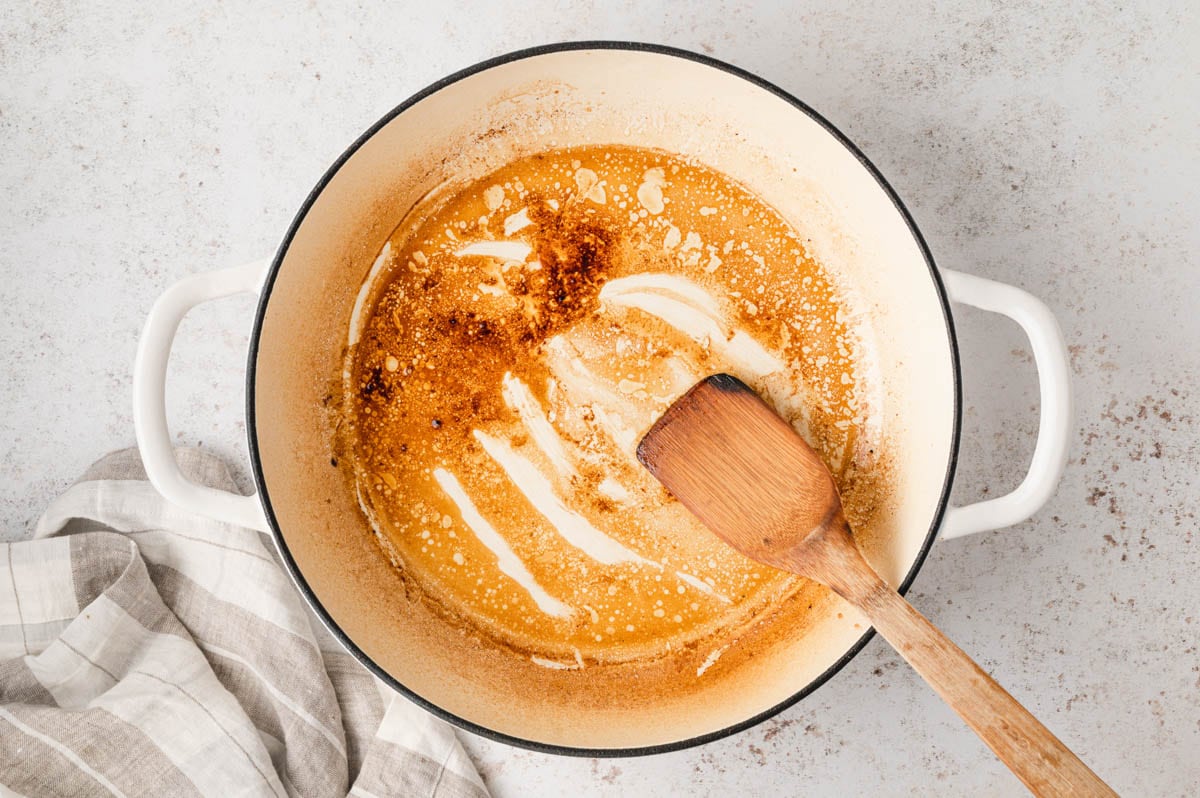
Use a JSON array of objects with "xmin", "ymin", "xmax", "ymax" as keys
[{"xmin": 341, "ymin": 145, "xmax": 881, "ymax": 671}]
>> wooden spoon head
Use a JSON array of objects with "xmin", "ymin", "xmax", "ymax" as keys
[{"xmin": 637, "ymin": 374, "xmax": 847, "ymax": 574}]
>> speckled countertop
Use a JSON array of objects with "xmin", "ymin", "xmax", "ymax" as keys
[{"xmin": 2, "ymin": 3, "xmax": 1196, "ymax": 795}]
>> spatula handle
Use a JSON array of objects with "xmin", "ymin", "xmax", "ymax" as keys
[{"xmin": 842, "ymin": 570, "xmax": 1117, "ymax": 796}]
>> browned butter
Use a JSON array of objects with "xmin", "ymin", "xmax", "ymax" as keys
[{"xmin": 341, "ymin": 145, "xmax": 882, "ymax": 670}]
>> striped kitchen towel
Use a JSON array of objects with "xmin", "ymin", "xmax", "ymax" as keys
[{"xmin": 0, "ymin": 447, "xmax": 489, "ymax": 798}]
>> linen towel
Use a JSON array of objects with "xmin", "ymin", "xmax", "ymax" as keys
[{"xmin": 0, "ymin": 447, "xmax": 490, "ymax": 798}]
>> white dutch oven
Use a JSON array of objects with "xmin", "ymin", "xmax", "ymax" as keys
[{"xmin": 132, "ymin": 43, "xmax": 1071, "ymax": 754}]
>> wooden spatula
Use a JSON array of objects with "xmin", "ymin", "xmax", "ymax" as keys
[{"xmin": 637, "ymin": 374, "xmax": 1116, "ymax": 797}]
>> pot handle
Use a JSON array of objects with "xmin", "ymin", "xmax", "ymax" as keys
[
  {"xmin": 938, "ymin": 269, "xmax": 1072, "ymax": 539},
  {"xmin": 133, "ymin": 259, "xmax": 271, "ymax": 531}
]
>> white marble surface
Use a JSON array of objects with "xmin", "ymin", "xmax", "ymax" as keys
[{"xmin": 2, "ymin": 2, "xmax": 1197, "ymax": 795}]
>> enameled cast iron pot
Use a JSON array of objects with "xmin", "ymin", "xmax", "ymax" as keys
[{"xmin": 132, "ymin": 43, "xmax": 1072, "ymax": 755}]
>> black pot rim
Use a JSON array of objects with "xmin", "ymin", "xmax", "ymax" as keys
[{"xmin": 245, "ymin": 40, "xmax": 962, "ymax": 758}]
